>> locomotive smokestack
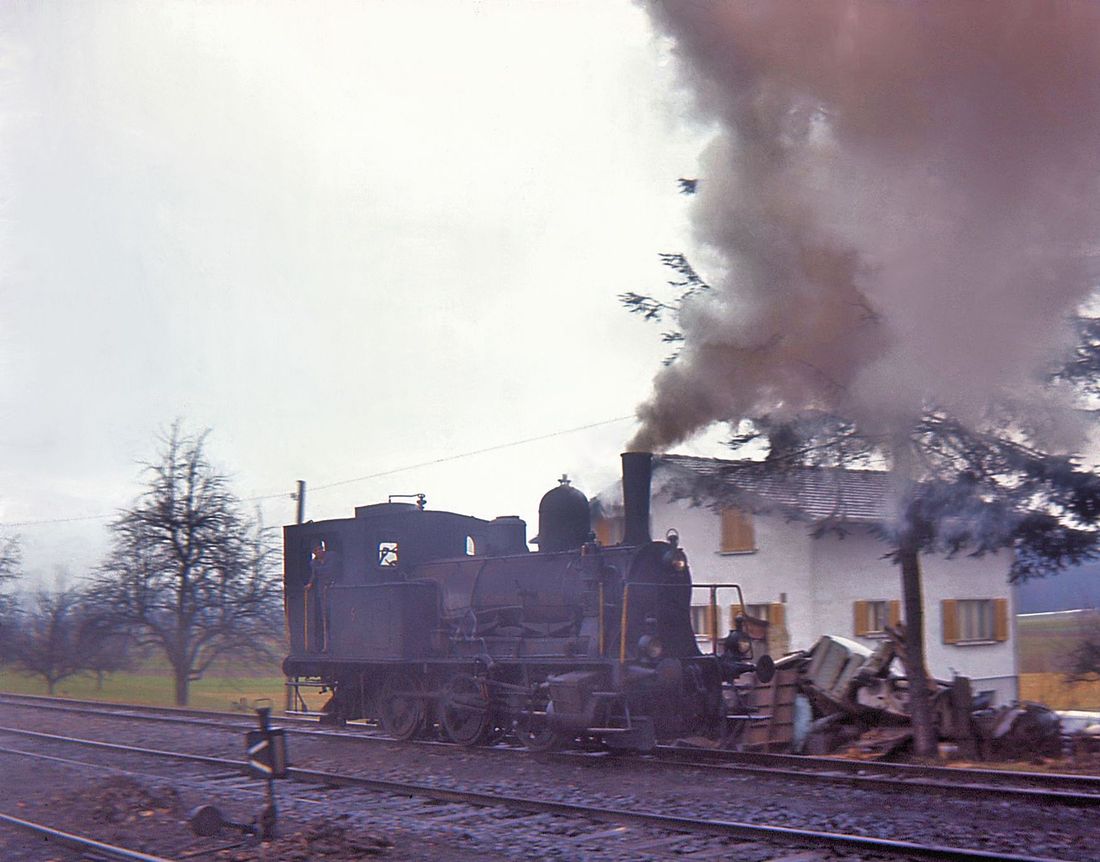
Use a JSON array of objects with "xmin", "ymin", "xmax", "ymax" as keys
[{"xmin": 621, "ymin": 451, "xmax": 652, "ymax": 546}]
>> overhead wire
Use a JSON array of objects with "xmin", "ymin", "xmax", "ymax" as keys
[
  {"xmin": 0, "ymin": 414, "xmax": 636, "ymax": 528},
  {"xmin": 0, "ymin": 512, "xmax": 117, "ymax": 528},
  {"xmin": 291, "ymin": 415, "xmax": 635, "ymax": 496}
]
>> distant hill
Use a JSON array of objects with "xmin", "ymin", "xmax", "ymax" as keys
[{"xmin": 1014, "ymin": 563, "xmax": 1100, "ymax": 613}]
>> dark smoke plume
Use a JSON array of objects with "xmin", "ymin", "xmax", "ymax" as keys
[{"xmin": 632, "ymin": 1, "xmax": 1100, "ymax": 452}]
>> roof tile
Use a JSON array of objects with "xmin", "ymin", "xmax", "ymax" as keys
[{"xmin": 652, "ymin": 454, "xmax": 898, "ymax": 524}]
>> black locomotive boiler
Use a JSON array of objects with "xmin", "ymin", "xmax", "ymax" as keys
[{"xmin": 282, "ymin": 452, "xmax": 774, "ymax": 751}]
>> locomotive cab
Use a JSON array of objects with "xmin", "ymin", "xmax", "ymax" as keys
[{"xmin": 283, "ymin": 504, "xmax": 526, "ymax": 663}]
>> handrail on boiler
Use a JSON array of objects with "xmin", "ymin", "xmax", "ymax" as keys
[
  {"xmin": 691, "ymin": 583, "xmax": 747, "ymax": 656},
  {"xmin": 610, "ymin": 580, "xmax": 746, "ymax": 662},
  {"xmin": 598, "ymin": 581, "xmax": 605, "ymax": 658},
  {"xmin": 619, "ymin": 583, "xmax": 630, "ymax": 663},
  {"xmin": 303, "ymin": 585, "xmax": 313, "ymax": 652}
]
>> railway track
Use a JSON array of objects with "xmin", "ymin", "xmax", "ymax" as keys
[
  {"xmin": 652, "ymin": 744, "xmax": 1100, "ymax": 806},
  {"xmin": 2, "ymin": 691, "xmax": 1099, "ymax": 809},
  {"xmin": 0, "ymin": 812, "xmax": 177, "ymax": 862},
  {"xmin": 0, "ymin": 722, "xmax": 1080, "ymax": 862}
]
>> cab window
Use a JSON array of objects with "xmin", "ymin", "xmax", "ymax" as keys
[{"xmin": 378, "ymin": 541, "xmax": 399, "ymax": 566}]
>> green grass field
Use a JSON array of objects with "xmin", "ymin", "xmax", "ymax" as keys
[
  {"xmin": 1017, "ymin": 610, "xmax": 1100, "ymax": 673},
  {"xmin": 13, "ymin": 629, "xmax": 1094, "ymax": 714},
  {"xmin": 1016, "ymin": 610, "xmax": 1100, "ymax": 708},
  {"xmin": 1019, "ymin": 672, "xmax": 1100, "ymax": 711},
  {"xmin": 0, "ymin": 665, "xmax": 290, "ymax": 713}
]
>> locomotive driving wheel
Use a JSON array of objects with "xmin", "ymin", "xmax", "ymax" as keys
[
  {"xmin": 516, "ymin": 691, "xmax": 567, "ymax": 753},
  {"xmin": 379, "ymin": 672, "xmax": 427, "ymax": 741},
  {"xmin": 439, "ymin": 675, "xmax": 493, "ymax": 746}
]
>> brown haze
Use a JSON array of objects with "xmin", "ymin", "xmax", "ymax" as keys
[{"xmin": 631, "ymin": 1, "xmax": 1100, "ymax": 452}]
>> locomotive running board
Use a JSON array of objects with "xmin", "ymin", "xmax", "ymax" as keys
[{"xmin": 597, "ymin": 717, "xmax": 656, "ymax": 751}]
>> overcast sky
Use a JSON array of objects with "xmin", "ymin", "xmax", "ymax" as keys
[{"xmin": 0, "ymin": 1, "xmax": 730, "ymax": 583}]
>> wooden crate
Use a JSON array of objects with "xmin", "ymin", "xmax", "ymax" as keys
[{"xmin": 743, "ymin": 667, "xmax": 800, "ymax": 751}]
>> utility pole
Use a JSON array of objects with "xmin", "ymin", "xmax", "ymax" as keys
[{"xmin": 294, "ymin": 480, "xmax": 306, "ymax": 525}]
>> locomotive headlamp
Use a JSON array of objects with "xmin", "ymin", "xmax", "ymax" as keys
[
  {"xmin": 663, "ymin": 548, "xmax": 688, "ymax": 573},
  {"xmin": 638, "ymin": 634, "xmax": 664, "ymax": 660}
]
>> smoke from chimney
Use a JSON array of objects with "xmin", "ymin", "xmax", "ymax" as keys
[{"xmin": 631, "ymin": 1, "xmax": 1100, "ymax": 453}]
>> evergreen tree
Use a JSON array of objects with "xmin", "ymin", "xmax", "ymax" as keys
[{"xmin": 623, "ymin": 257, "xmax": 1100, "ymax": 757}]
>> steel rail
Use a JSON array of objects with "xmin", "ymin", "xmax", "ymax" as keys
[
  {"xmin": 4, "ymin": 692, "xmax": 1099, "ymax": 809},
  {"xmin": 656, "ymin": 744, "xmax": 1100, "ymax": 793},
  {"xmin": 646, "ymin": 747, "xmax": 1100, "ymax": 808},
  {"xmin": 0, "ymin": 811, "xmax": 175, "ymax": 862},
  {"xmin": 0, "ymin": 743, "xmax": 327, "ymax": 809},
  {"xmin": 0, "ymin": 724, "xmax": 1077, "ymax": 862}
]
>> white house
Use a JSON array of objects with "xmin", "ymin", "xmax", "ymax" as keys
[{"xmin": 593, "ymin": 454, "xmax": 1018, "ymax": 706}]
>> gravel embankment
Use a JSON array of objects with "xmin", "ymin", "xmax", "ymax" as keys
[{"xmin": 0, "ymin": 702, "xmax": 1096, "ymax": 861}]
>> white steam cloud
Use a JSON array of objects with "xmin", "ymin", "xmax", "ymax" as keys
[{"xmin": 632, "ymin": 1, "xmax": 1100, "ymax": 452}]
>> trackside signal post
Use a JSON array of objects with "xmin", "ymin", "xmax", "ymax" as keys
[
  {"xmin": 188, "ymin": 704, "xmax": 290, "ymax": 842},
  {"xmin": 246, "ymin": 704, "xmax": 288, "ymax": 839}
]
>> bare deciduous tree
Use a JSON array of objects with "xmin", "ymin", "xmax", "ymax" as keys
[
  {"xmin": 7, "ymin": 586, "xmax": 96, "ymax": 694},
  {"xmin": 1067, "ymin": 628, "xmax": 1100, "ymax": 684},
  {"xmin": 0, "ymin": 535, "xmax": 21, "ymax": 664},
  {"xmin": 93, "ymin": 424, "xmax": 282, "ymax": 705},
  {"xmin": 79, "ymin": 600, "xmax": 139, "ymax": 690},
  {"xmin": 0, "ymin": 535, "xmax": 18, "ymax": 585}
]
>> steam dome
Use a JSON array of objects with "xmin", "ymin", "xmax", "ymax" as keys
[{"xmin": 535, "ymin": 477, "xmax": 590, "ymax": 552}]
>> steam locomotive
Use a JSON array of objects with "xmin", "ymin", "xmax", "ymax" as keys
[{"xmin": 282, "ymin": 452, "xmax": 773, "ymax": 751}]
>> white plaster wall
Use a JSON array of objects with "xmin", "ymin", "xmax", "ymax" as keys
[
  {"xmin": 917, "ymin": 549, "xmax": 1018, "ymax": 701},
  {"xmin": 651, "ymin": 497, "xmax": 1018, "ymax": 705},
  {"xmin": 810, "ymin": 527, "xmax": 1017, "ymax": 703},
  {"xmin": 651, "ymin": 496, "xmax": 813, "ymax": 639}
]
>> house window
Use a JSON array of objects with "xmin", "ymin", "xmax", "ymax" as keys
[
  {"xmin": 732, "ymin": 603, "xmax": 780, "ymax": 634},
  {"xmin": 691, "ymin": 605, "xmax": 718, "ymax": 637},
  {"xmin": 853, "ymin": 600, "xmax": 902, "ymax": 637},
  {"xmin": 942, "ymin": 598, "xmax": 1009, "ymax": 644},
  {"xmin": 731, "ymin": 602, "xmax": 785, "ymax": 651},
  {"xmin": 594, "ymin": 516, "xmax": 623, "ymax": 546},
  {"xmin": 719, "ymin": 507, "xmax": 755, "ymax": 553},
  {"xmin": 743, "ymin": 603, "xmax": 771, "ymax": 623}
]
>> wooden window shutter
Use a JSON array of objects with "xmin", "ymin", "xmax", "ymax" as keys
[
  {"xmin": 888, "ymin": 600, "xmax": 902, "ymax": 628},
  {"xmin": 942, "ymin": 599, "xmax": 960, "ymax": 644},
  {"xmin": 853, "ymin": 601, "xmax": 870, "ymax": 636},
  {"xmin": 993, "ymin": 598, "xmax": 1009, "ymax": 642},
  {"xmin": 768, "ymin": 602, "xmax": 788, "ymax": 656},
  {"xmin": 720, "ymin": 508, "xmax": 755, "ymax": 553}
]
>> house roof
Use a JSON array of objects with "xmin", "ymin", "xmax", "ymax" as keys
[{"xmin": 650, "ymin": 454, "xmax": 898, "ymax": 525}]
